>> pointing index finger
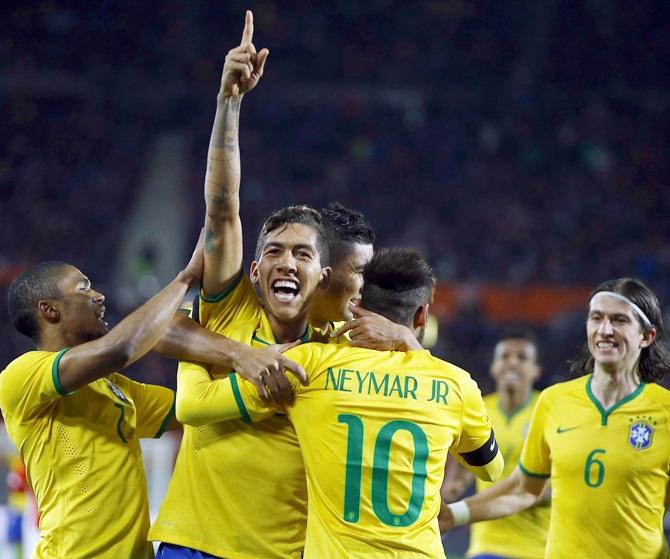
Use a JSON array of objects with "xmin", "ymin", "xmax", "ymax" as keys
[{"xmin": 241, "ymin": 10, "xmax": 254, "ymax": 46}]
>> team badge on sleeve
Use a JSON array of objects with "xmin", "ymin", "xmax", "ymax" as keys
[
  {"xmin": 628, "ymin": 421, "xmax": 653, "ymax": 450},
  {"xmin": 106, "ymin": 380, "xmax": 131, "ymax": 405}
]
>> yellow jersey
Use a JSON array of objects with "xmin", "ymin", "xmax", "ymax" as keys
[
  {"xmin": 179, "ymin": 341, "xmax": 503, "ymax": 558},
  {"xmin": 468, "ymin": 392, "xmax": 549, "ymax": 559},
  {"xmin": 150, "ymin": 272, "xmax": 315, "ymax": 559},
  {"xmin": 520, "ymin": 375, "xmax": 670, "ymax": 559},
  {"xmin": 0, "ymin": 349, "xmax": 175, "ymax": 559}
]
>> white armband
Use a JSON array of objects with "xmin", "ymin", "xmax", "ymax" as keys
[{"xmin": 447, "ymin": 500, "xmax": 471, "ymax": 526}]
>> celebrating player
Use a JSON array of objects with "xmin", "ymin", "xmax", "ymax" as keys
[
  {"xmin": 441, "ymin": 331, "xmax": 549, "ymax": 559},
  {"xmin": 0, "ymin": 233, "xmax": 204, "ymax": 559},
  {"xmin": 443, "ymin": 277, "xmax": 670, "ymax": 559},
  {"xmin": 177, "ymin": 247, "xmax": 504, "ymax": 557}
]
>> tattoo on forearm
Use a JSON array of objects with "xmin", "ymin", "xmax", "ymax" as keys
[
  {"xmin": 210, "ymin": 97, "xmax": 241, "ymax": 152},
  {"xmin": 205, "ymin": 228, "xmax": 219, "ymax": 254}
]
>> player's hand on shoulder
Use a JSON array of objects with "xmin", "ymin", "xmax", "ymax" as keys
[
  {"xmin": 334, "ymin": 303, "xmax": 421, "ymax": 351},
  {"xmin": 232, "ymin": 343, "xmax": 307, "ymax": 405},
  {"xmin": 220, "ymin": 10, "xmax": 269, "ymax": 99}
]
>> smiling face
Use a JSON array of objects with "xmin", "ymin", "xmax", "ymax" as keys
[
  {"xmin": 587, "ymin": 293, "xmax": 655, "ymax": 374},
  {"xmin": 250, "ymin": 223, "xmax": 330, "ymax": 326},
  {"xmin": 55, "ymin": 266, "xmax": 108, "ymax": 344},
  {"xmin": 490, "ymin": 338, "xmax": 539, "ymax": 394}
]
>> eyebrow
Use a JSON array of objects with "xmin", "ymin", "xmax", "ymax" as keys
[
  {"xmin": 264, "ymin": 242, "xmax": 316, "ymax": 252},
  {"xmin": 77, "ymin": 277, "xmax": 91, "ymax": 288}
]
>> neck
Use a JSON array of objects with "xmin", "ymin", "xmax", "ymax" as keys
[
  {"xmin": 591, "ymin": 365, "xmax": 641, "ymax": 409},
  {"xmin": 36, "ymin": 329, "xmax": 74, "ymax": 353},
  {"xmin": 497, "ymin": 384, "xmax": 531, "ymax": 415},
  {"xmin": 267, "ymin": 315, "xmax": 309, "ymax": 344}
]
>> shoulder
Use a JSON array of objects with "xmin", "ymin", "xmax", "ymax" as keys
[
  {"xmin": 539, "ymin": 375, "xmax": 588, "ymax": 401},
  {"xmin": 642, "ymin": 382, "xmax": 670, "ymax": 408},
  {"xmin": 1, "ymin": 351, "xmax": 57, "ymax": 384}
]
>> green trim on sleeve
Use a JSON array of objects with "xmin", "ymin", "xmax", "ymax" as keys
[
  {"xmin": 51, "ymin": 348, "xmax": 72, "ymax": 396},
  {"xmin": 114, "ymin": 403, "xmax": 128, "ymax": 443},
  {"xmin": 230, "ymin": 374, "xmax": 252, "ymax": 424},
  {"xmin": 518, "ymin": 462, "xmax": 550, "ymax": 479},
  {"xmin": 200, "ymin": 270, "xmax": 244, "ymax": 303},
  {"xmin": 154, "ymin": 390, "xmax": 177, "ymax": 438}
]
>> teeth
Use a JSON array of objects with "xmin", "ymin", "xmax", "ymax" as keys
[
  {"xmin": 274, "ymin": 280, "xmax": 298, "ymax": 290},
  {"xmin": 275, "ymin": 292, "xmax": 296, "ymax": 302},
  {"xmin": 597, "ymin": 341, "xmax": 616, "ymax": 348}
]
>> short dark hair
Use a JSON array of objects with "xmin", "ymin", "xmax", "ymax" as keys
[
  {"xmin": 321, "ymin": 202, "xmax": 375, "ymax": 263},
  {"xmin": 496, "ymin": 329, "xmax": 540, "ymax": 361},
  {"xmin": 569, "ymin": 277, "xmax": 670, "ymax": 383},
  {"xmin": 8, "ymin": 261, "xmax": 70, "ymax": 342},
  {"xmin": 254, "ymin": 205, "xmax": 329, "ymax": 265},
  {"xmin": 360, "ymin": 247, "xmax": 435, "ymax": 326}
]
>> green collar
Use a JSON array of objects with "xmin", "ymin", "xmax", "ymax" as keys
[{"xmin": 585, "ymin": 374, "xmax": 645, "ymax": 426}]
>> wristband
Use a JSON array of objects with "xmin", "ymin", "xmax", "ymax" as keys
[{"xmin": 448, "ymin": 500, "xmax": 471, "ymax": 526}]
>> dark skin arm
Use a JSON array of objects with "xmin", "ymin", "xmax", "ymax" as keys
[
  {"xmin": 155, "ymin": 313, "xmax": 307, "ymax": 403},
  {"xmin": 57, "ymin": 232, "xmax": 204, "ymax": 393}
]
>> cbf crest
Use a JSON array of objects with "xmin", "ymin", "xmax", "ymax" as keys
[
  {"xmin": 628, "ymin": 419, "xmax": 653, "ymax": 450},
  {"xmin": 106, "ymin": 380, "xmax": 130, "ymax": 405}
]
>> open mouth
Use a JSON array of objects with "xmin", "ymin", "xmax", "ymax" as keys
[
  {"xmin": 272, "ymin": 279, "xmax": 300, "ymax": 302},
  {"xmin": 96, "ymin": 306, "xmax": 108, "ymax": 327},
  {"xmin": 596, "ymin": 340, "xmax": 618, "ymax": 350}
]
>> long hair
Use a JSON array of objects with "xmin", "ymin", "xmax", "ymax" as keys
[{"xmin": 569, "ymin": 277, "xmax": 670, "ymax": 383}]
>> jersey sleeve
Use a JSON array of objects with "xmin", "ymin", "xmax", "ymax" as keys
[
  {"xmin": 110, "ymin": 373, "xmax": 176, "ymax": 439},
  {"xmin": 0, "ymin": 350, "xmax": 69, "ymax": 420},
  {"xmin": 450, "ymin": 376, "xmax": 504, "ymax": 482},
  {"xmin": 176, "ymin": 361, "xmax": 277, "ymax": 426},
  {"xmin": 518, "ymin": 389, "xmax": 551, "ymax": 479},
  {"xmin": 194, "ymin": 271, "xmax": 259, "ymax": 331}
]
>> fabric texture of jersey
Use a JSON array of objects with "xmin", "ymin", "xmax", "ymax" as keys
[
  {"xmin": 150, "ymin": 272, "xmax": 315, "ymax": 559},
  {"xmin": 0, "ymin": 350, "xmax": 175, "ymax": 559},
  {"xmin": 226, "ymin": 342, "xmax": 500, "ymax": 558},
  {"xmin": 520, "ymin": 375, "xmax": 670, "ymax": 559},
  {"xmin": 468, "ymin": 391, "xmax": 549, "ymax": 559}
]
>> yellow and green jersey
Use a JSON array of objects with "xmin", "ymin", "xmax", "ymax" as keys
[
  {"xmin": 187, "ymin": 341, "xmax": 503, "ymax": 558},
  {"xmin": 520, "ymin": 375, "xmax": 670, "ymax": 559},
  {"xmin": 150, "ymin": 272, "xmax": 320, "ymax": 559},
  {"xmin": 0, "ymin": 350, "xmax": 175, "ymax": 559},
  {"xmin": 468, "ymin": 392, "xmax": 549, "ymax": 559}
]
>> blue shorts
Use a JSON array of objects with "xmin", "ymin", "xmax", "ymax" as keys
[
  {"xmin": 6, "ymin": 509, "xmax": 22, "ymax": 543},
  {"xmin": 470, "ymin": 555, "xmax": 515, "ymax": 559},
  {"xmin": 157, "ymin": 543, "xmax": 222, "ymax": 559}
]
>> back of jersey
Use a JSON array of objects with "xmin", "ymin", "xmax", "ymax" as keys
[{"xmin": 285, "ymin": 344, "xmax": 494, "ymax": 558}]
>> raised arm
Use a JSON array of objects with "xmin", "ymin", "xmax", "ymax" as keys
[
  {"xmin": 56, "ymin": 232, "xmax": 204, "ymax": 393},
  {"xmin": 203, "ymin": 10, "xmax": 268, "ymax": 296}
]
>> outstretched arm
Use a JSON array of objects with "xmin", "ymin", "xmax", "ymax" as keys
[
  {"xmin": 156, "ymin": 314, "xmax": 306, "ymax": 403},
  {"xmin": 57, "ymin": 232, "xmax": 204, "ymax": 393},
  {"xmin": 203, "ymin": 10, "xmax": 268, "ymax": 296},
  {"xmin": 440, "ymin": 467, "xmax": 547, "ymax": 531}
]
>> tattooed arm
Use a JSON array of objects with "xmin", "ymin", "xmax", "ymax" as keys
[{"xmin": 203, "ymin": 10, "xmax": 269, "ymax": 296}]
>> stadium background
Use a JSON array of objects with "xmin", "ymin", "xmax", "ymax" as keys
[{"xmin": 0, "ymin": 0, "xmax": 668, "ymax": 556}]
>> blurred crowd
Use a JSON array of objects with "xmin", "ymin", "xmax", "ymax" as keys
[{"xmin": 1, "ymin": 0, "xmax": 669, "ymax": 387}]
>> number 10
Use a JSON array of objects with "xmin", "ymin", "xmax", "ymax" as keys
[{"xmin": 338, "ymin": 413, "xmax": 429, "ymax": 527}]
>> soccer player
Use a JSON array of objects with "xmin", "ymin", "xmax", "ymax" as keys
[
  {"xmin": 150, "ymin": 12, "xmax": 420, "ymax": 559},
  {"xmin": 176, "ymin": 247, "xmax": 504, "ymax": 557},
  {"xmin": 443, "ymin": 277, "xmax": 670, "ymax": 559},
  {"xmin": 442, "ymin": 331, "xmax": 549, "ymax": 559},
  {"xmin": 0, "ymin": 234, "xmax": 204, "ymax": 559}
]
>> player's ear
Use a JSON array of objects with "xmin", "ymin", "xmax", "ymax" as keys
[
  {"xmin": 38, "ymin": 299, "xmax": 61, "ymax": 325},
  {"xmin": 249, "ymin": 261, "xmax": 260, "ymax": 284},
  {"xmin": 640, "ymin": 327, "xmax": 657, "ymax": 348},
  {"xmin": 318, "ymin": 266, "xmax": 331, "ymax": 290},
  {"xmin": 413, "ymin": 304, "xmax": 429, "ymax": 330}
]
